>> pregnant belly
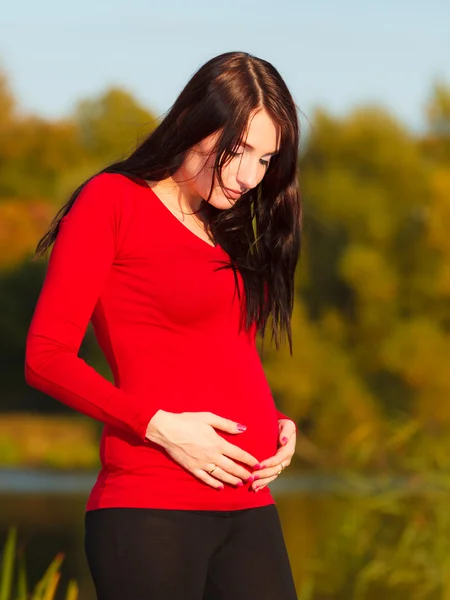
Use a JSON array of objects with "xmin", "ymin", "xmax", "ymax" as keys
[
  {"xmin": 203, "ymin": 379, "xmax": 280, "ymax": 463},
  {"xmin": 103, "ymin": 350, "xmax": 280, "ymax": 471}
]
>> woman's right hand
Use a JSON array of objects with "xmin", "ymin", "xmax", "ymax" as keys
[{"xmin": 145, "ymin": 410, "xmax": 260, "ymax": 489}]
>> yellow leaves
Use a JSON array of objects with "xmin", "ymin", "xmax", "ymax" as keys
[
  {"xmin": 264, "ymin": 302, "xmax": 384, "ymax": 468},
  {"xmin": 289, "ymin": 99, "xmax": 450, "ymax": 468},
  {"xmin": 0, "ymin": 68, "xmax": 15, "ymax": 128},
  {"xmin": 4, "ymin": 117, "xmax": 80, "ymax": 168},
  {"xmin": 342, "ymin": 106, "xmax": 417, "ymax": 178},
  {"xmin": 384, "ymin": 419, "xmax": 421, "ymax": 453},
  {"xmin": 0, "ymin": 64, "xmax": 449, "ymax": 475},
  {"xmin": 263, "ymin": 303, "xmax": 321, "ymax": 414},
  {"xmin": 306, "ymin": 168, "xmax": 397, "ymax": 246},
  {"xmin": 0, "ymin": 73, "xmax": 157, "ymax": 200},
  {"xmin": 427, "ymin": 169, "xmax": 450, "ymax": 254},
  {"xmin": 0, "ymin": 117, "xmax": 86, "ymax": 200},
  {"xmin": 0, "ymin": 200, "xmax": 53, "ymax": 268},
  {"xmin": 0, "ymin": 414, "xmax": 99, "ymax": 469},
  {"xmin": 305, "ymin": 105, "xmax": 422, "ymax": 194},
  {"xmin": 435, "ymin": 261, "xmax": 450, "ymax": 297},
  {"xmin": 320, "ymin": 309, "xmax": 347, "ymax": 344},
  {"xmin": 74, "ymin": 87, "xmax": 157, "ymax": 162},
  {"xmin": 381, "ymin": 319, "xmax": 449, "ymax": 389},
  {"xmin": 426, "ymin": 82, "xmax": 450, "ymax": 132},
  {"xmin": 340, "ymin": 245, "xmax": 397, "ymax": 302},
  {"xmin": 381, "ymin": 319, "xmax": 450, "ymax": 424}
]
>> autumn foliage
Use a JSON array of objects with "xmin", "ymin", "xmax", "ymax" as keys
[{"xmin": 1, "ymin": 65, "xmax": 450, "ymax": 474}]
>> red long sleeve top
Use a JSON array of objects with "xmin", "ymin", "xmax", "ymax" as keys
[{"xmin": 25, "ymin": 173, "xmax": 293, "ymax": 511}]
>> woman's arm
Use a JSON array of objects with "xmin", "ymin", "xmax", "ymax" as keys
[{"xmin": 24, "ymin": 174, "xmax": 158, "ymax": 442}]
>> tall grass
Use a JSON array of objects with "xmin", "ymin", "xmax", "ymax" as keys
[{"xmin": 0, "ymin": 528, "xmax": 78, "ymax": 600}]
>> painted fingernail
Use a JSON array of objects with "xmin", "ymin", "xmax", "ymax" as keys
[
  {"xmin": 282, "ymin": 437, "xmax": 288, "ymax": 445},
  {"xmin": 253, "ymin": 463, "xmax": 261, "ymax": 470},
  {"xmin": 247, "ymin": 476, "xmax": 255, "ymax": 483},
  {"xmin": 253, "ymin": 474, "xmax": 260, "ymax": 481},
  {"xmin": 236, "ymin": 481, "xmax": 244, "ymax": 487},
  {"xmin": 259, "ymin": 464, "xmax": 266, "ymax": 469},
  {"xmin": 217, "ymin": 486, "xmax": 225, "ymax": 491},
  {"xmin": 237, "ymin": 423, "xmax": 247, "ymax": 432}
]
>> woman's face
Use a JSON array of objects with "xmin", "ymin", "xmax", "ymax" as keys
[{"xmin": 183, "ymin": 108, "xmax": 280, "ymax": 210}]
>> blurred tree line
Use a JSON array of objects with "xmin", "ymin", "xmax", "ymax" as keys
[
  {"xmin": 0, "ymin": 67, "xmax": 157, "ymax": 413},
  {"xmin": 1, "ymin": 65, "xmax": 449, "ymax": 474}
]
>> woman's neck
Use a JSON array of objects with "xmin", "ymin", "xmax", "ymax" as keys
[{"xmin": 154, "ymin": 175, "xmax": 203, "ymax": 215}]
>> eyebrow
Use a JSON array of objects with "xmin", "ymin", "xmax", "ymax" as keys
[{"xmin": 241, "ymin": 141, "xmax": 279, "ymax": 156}]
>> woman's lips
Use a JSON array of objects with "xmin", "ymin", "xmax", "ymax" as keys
[{"xmin": 223, "ymin": 187, "xmax": 241, "ymax": 200}]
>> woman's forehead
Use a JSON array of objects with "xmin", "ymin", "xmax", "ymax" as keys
[{"xmin": 241, "ymin": 110, "xmax": 280, "ymax": 154}]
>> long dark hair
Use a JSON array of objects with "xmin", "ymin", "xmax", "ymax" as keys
[{"xmin": 34, "ymin": 51, "xmax": 301, "ymax": 352}]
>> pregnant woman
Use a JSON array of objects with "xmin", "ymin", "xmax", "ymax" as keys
[{"xmin": 25, "ymin": 51, "xmax": 301, "ymax": 599}]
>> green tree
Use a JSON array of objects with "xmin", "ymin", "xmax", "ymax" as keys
[
  {"xmin": 265, "ymin": 100, "xmax": 450, "ymax": 472},
  {"xmin": 74, "ymin": 87, "xmax": 157, "ymax": 164}
]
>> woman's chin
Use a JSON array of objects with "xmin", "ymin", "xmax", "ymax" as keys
[{"xmin": 206, "ymin": 195, "xmax": 238, "ymax": 211}]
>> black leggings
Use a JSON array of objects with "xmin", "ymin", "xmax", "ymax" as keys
[{"xmin": 84, "ymin": 505, "xmax": 297, "ymax": 600}]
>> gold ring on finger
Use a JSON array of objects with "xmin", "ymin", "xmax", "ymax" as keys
[
  {"xmin": 277, "ymin": 469, "xmax": 282, "ymax": 476},
  {"xmin": 208, "ymin": 465, "xmax": 217, "ymax": 475}
]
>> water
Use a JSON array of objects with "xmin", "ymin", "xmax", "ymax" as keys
[
  {"xmin": 1, "ymin": 469, "xmax": 448, "ymax": 599},
  {"xmin": 0, "ymin": 469, "xmax": 313, "ymax": 599}
]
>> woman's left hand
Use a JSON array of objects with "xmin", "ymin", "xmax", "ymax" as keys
[{"xmin": 251, "ymin": 419, "xmax": 297, "ymax": 492}]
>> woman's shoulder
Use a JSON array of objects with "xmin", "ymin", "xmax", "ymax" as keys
[
  {"xmin": 85, "ymin": 171, "xmax": 146, "ymax": 195},
  {"xmin": 63, "ymin": 173, "xmax": 147, "ymax": 238},
  {"xmin": 76, "ymin": 172, "xmax": 148, "ymax": 214}
]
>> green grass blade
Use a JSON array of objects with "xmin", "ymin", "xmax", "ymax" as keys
[
  {"xmin": 16, "ymin": 554, "xmax": 28, "ymax": 600},
  {"xmin": 42, "ymin": 573, "xmax": 60, "ymax": 600},
  {"xmin": 31, "ymin": 554, "xmax": 64, "ymax": 600},
  {"xmin": 0, "ymin": 527, "xmax": 17, "ymax": 600},
  {"xmin": 66, "ymin": 580, "xmax": 78, "ymax": 600}
]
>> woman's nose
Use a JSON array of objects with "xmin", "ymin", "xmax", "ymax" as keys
[{"xmin": 236, "ymin": 164, "xmax": 259, "ymax": 191}]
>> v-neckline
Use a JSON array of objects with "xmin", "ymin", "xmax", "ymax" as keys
[{"xmin": 141, "ymin": 179, "xmax": 221, "ymax": 252}]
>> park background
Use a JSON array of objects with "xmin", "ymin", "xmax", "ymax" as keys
[{"xmin": 1, "ymin": 0, "xmax": 450, "ymax": 598}]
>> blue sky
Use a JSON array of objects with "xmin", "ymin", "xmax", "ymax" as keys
[{"xmin": 1, "ymin": 0, "xmax": 449, "ymax": 132}]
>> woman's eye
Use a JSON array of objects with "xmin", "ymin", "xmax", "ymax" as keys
[{"xmin": 260, "ymin": 159, "xmax": 270, "ymax": 167}]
